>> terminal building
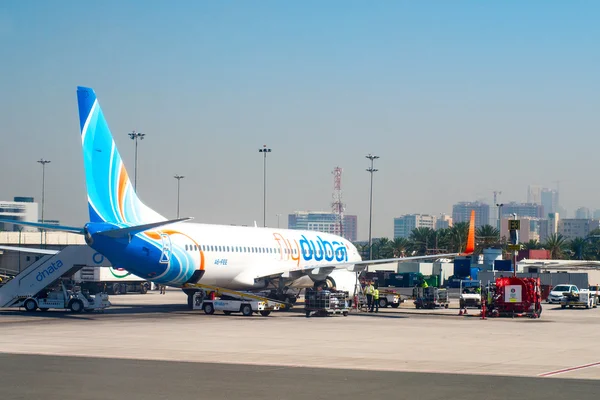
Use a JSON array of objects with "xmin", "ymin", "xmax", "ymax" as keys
[{"xmin": 287, "ymin": 211, "xmax": 357, "ymax": 242}]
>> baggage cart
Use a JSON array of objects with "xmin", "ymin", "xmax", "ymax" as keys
[
  {"xmin": 305, "ymin": 288, "xmax": 349, "ymax": 317},
  {"xmin": 413, "ymin": 287, "xmax": 449, "ymax": 309}
]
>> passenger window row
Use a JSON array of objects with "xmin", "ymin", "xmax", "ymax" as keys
[
  {"xmin": 183, "ymin": 244, "xmax": 299, "ymax": 255},
  {"xmin": 182, "ymin": 244, "xmax": 334, "ymax": 258}
]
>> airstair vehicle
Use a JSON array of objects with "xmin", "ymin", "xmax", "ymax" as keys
[
  {"xmin": 184, "ymin": 283, "xmax": 285, "ymax": 317},
  {"xmin": 0, "ymin": 245, "xmax": 111, "ymax": 311}
]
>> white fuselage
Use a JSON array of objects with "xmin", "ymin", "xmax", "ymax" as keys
[{"xmin": 141, "ymin": 222, "xmax": 363, "ymax": 294}]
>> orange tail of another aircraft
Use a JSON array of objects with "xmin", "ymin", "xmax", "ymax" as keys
[{"xmin": 464, "ymin": 210, "xmax": 476, "ymax": 255}]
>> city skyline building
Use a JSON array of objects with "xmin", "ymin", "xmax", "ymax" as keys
[
  {"xmin": 575, "ymin": 207, "xmax": 591, "ymax": 219},
  {"xmin": 435, "ymin": 214, "xmax": 453, "ymax": 230},
  {"xmin": 499, "ymin": 202, "xmax": 544, "ymax": 219},
  {"xmin": 558, "ymin": 218, "xmax": 600, "ymax": 241},
  {"xmin": 527, "ymin": 185, "xmax": 542, "ymax": 204},
  {"xmin": 541, "ymin": 188, "xmax": 559, "ymax": 216},
  {"xmin": 452, "ymin": 202, "xmax": 489, "ymax": 228},
  {"xmin": 393, "ymin": 214, "xmax": 437, "ymax": 238},
  {"xmin": 0, "ymin": 197, "xmax": 39, "ymax": 232},
  {"xmin": 288, "ymin": 211, "xmax": 358, "ymax": 242}
]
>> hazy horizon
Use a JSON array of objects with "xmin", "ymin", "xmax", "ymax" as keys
[{"xmin": 1, "ymin": 1, "xmax": 599, "ymax": 240}]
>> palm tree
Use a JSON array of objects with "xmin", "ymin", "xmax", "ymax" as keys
[
  {"xmin": 354, "ymin": 243, "xmax": 369, "ymax": 259},
  {"xmin": 446, "ymin": 222, "xmax": 469, "ymax": 253},
  {"xmin": 523, "ymin": 239, "xmax": 542, "ymax": 250},
  {"xmin": 543, "ymin": 233, "xmax": 569, "ymax": 259},
  {"xmin": 476, "ymin": 225, "xmax": 500, "ymax": 249},
  {"xmin": 569, "ymin": 237, "xmax": 593, "ymax": 260},
  {"xmin": 391, "ymin": 237, "xmax": 410, "ymax": 258},
  {"xmin": 409, "ymin": 227, "xmax": 434, "ymax": 255},
  {"xmin": 376, "ymin": 237, "xmax": 394, "ymax": 259}
]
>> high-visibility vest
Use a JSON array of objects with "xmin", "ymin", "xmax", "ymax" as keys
[
  {"xmin": 365, "ymin": 285, "xmax": 374, "ymax": 295},
  {"xmin": 373, "ymin": 289, "xmax": 380, "ymax": 300}
]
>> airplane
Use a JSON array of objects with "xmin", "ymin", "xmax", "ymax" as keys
[{"xmin": 0, "ymin": 86, "xmax": 476, "ymax": 308}]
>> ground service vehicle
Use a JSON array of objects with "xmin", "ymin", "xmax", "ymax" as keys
[
  {"xmin": 188, "ymin": 283, "xmax": 282, "ymax": 317},
  {"xmin": 19, "ymin": 281, "xmax": 110, "ymax": 313},
  {"xmin": 560, "ymin": 287, "xmax": 596, "ymax": 309},
  {"xmin": 413, "ymin": 287, "xmax": 449, "ymax": 309},
  {"xmin": 73, "ymin": 266, "xmax": 150, "ymax": 295},
  {"xmin": 487, "ymin": 276, "xmax": 542, "ymax": 318},
  {"xmin": 378, "ymin": 290, "xmax": 402, "ymax": 308},
  {"xmin": 459, "ymin": 280, "xmax": 482, "ymax": 309},
  {"xmin": 194, "ymin": 293, "xmax": 280, "ymax": 316},
  {"xmin": 547, "ymin": 284, "xmax": 579, "ymax": 304}
]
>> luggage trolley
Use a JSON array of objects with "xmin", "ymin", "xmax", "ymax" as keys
[
  {"xmin": 304, "ymin": 288, "xmax": 349, "ymax": 317},
  {"xmin": 413, "ymin": 287, "xmax": 449, "ymax": 309}
]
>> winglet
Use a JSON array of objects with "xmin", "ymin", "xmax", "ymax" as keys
[{"xmin": 464, "ymin": 210, "xmax": 475, "ymax": 254}]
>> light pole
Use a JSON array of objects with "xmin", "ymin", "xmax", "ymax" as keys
[
  {"xmin": 366, "ymin": 154, "xmax": 379, "ymax": 260},
  {"xmin": 174, "ymin": 175, "xmax": 184, "ymax": 219},
  {"xmin": 37, "ymin": 158, "xmax": 50, "ymax": 247},
  {"xmin": 259, "ymin": 145, "xmax": 271, "ymax": 227},
  {"xmin": 276, "ymin": 213, "xmax": 281, "ymax": 229},
  {"xmin": 128, "ymin": 131, "xmax": 145, "ymax": 192},
  {"xmin": 496, "ymin": 203, "xmax": 504, "ymax": 232}
]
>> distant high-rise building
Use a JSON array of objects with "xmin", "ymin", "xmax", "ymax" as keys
[
  {"xmin": 435, "ymin": 214, "xmax": 453, "ymax": 230},
  {"xmin": 288, "ymin": 211, "xmax": 357, "ymax": 242},
  {"xmin": 558, "ymin": 219, "xmax": 600, "ymax": 240},
  {"xmin": 594, "ymin": 210, "xmax": 600, "ymax": 220},
  {"xmin": 342, "ymin": 215, "xmax": 358, "ymax": 242},
  {"xmin": 541, "ymin": 189, "xmax": 559, "ymax": 216},
  {"xmin": 500, "ymin": 202, "xmax": 544, "ymax": 219},
  {"xmin": 452, "ymin": 202, "xmax": 489, "ymax": 228},
  {"xmin": 0, "ymin": 197, "xmax": 38, "ymax": 232},
  {"xmin": 393, "ymin": 214, "xmax": 437, "ymax": 238},
  {"xmin": 539, "ymin": 213, "xmax": 560, "ymax": 242},
  {"xmin": 575, "ymin": 207, "xmax": 591, "ymax": 219},
  {"xmin": 527, "ymin": 185, "xmax": 542, "ymax": 204},
  {"xmin": 500, "ymin": 217, "xmax": 540, "ymax": 243}
]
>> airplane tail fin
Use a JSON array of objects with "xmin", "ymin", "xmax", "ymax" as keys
[
  {"xmin": 77, "ymin": 87, "xmax": 165, "ymax": 225},
  {"xmin": 464, "ymin": 210, "xmax": 476, "ymax": 254}
]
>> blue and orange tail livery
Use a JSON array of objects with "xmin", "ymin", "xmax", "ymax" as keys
[
  {"xmin": 464, "ymin": 210, "xmax": 476, "ymax": 255},
  {"xmin": 77, "ymin": 87, "xmax": 165, "ymax": 226}
]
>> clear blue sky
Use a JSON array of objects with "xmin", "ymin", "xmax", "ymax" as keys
[{"xmin": 1, "ymin": 1, "xmax": 599, "ymax": 239}]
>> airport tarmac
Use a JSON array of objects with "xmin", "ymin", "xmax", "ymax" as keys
[{"xmin": 0, "ymin": 290, "xmax": 599, "ymax": 398}]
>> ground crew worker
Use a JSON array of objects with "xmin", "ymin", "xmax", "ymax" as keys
[
  {"xmin": 364, "ymin": 281, "xmax": 375, "ymax": 311},
  {"xmin": 421, "ymin": 279, "xmax": 429, "ymax": 288},
  {"xmin": 371, "ymin": 284, "xmax": 380, "ymax": 313}
]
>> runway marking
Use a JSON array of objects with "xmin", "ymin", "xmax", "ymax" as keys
[{"xmin": 538, "ymin": 361, "xmax": 600, "ymax": 377}]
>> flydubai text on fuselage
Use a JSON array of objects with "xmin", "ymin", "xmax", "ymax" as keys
[{"xmin": 76, "ymin": 85, "xmax": 361, "ymax": 294}]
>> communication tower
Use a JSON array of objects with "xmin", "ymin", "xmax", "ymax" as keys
[{"xmin": 332, "ymin": 167, "xmax": 345, "ymax": 238}]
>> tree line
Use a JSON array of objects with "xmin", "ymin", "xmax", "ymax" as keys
[{"xmin": 354, "ymin": 224, "xmax": 600, "ymax": 261}]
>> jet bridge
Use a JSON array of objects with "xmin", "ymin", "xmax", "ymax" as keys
[{"xmin": 0, "ymin": 245, "xmax": 103, "ymax": 308}]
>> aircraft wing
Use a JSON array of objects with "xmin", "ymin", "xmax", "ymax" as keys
[
  {"xmin": 252, "ymin": 252, "xmax": 466, "ymax": 283},
  {"xmin": 0, "ymin": 245, "xmax": 59, "ymax": 255},
  {"xmin": 519, "ymin": 259, "xmax": 600, "ymax": 269}
]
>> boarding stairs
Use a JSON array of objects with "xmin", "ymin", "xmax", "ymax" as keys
[{"xmin": 0, "ymin": 245, "xmax": 101, "ymax": 308}]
